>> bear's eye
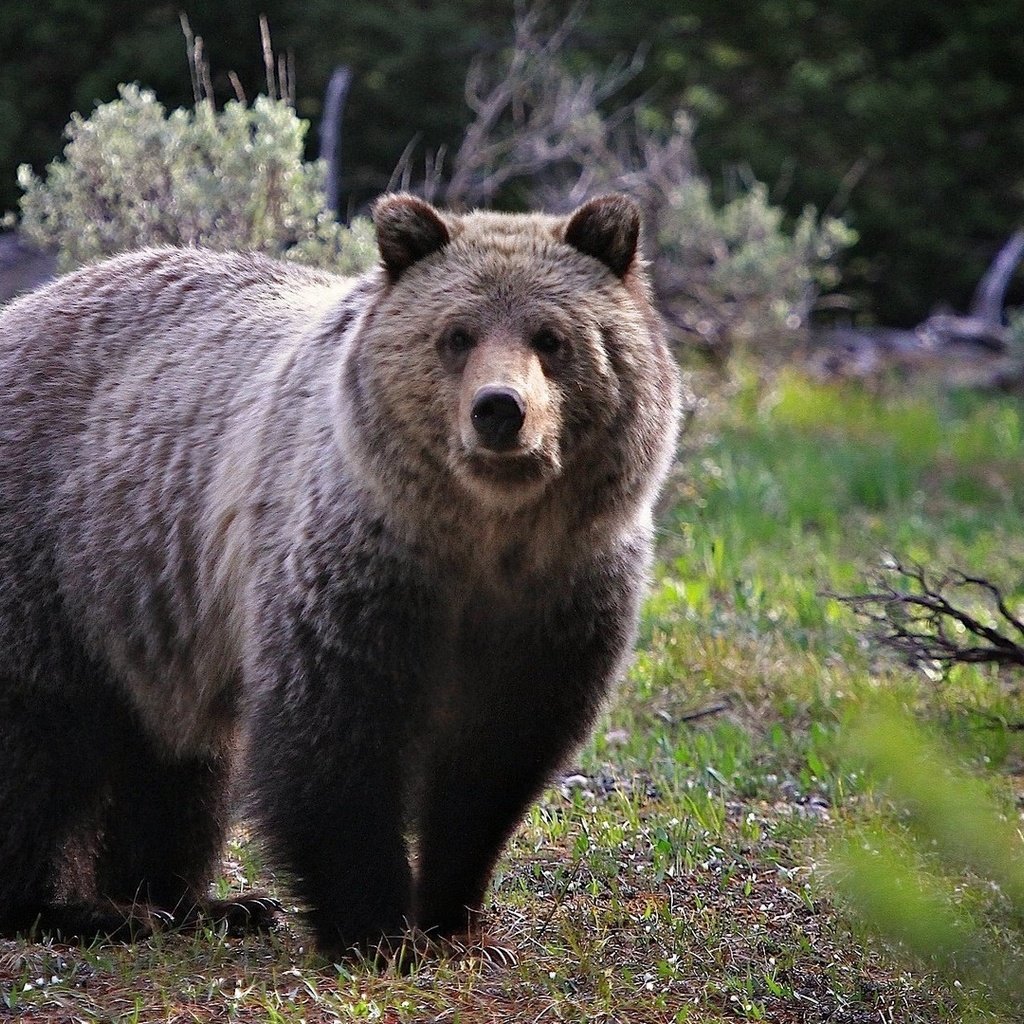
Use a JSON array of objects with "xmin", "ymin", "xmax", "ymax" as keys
[
  {"xmin": 438, "ymin": 328, "xmax": 476, "ymax": 371},
  {"xmin": 445, "ymin": 329, "xmax": 475, "ymax": 354},
  {"xmin": 532, "ymin": 329, "xmax": 562, "ymax": 356}
]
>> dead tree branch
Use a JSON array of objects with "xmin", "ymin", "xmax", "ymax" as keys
[
  {"xmin": 816, "ymin": 229, "xmax": 1024, "ymax": 383},
  {"xmin": 319, "ymin": 66, "xmax": 352, "ymax": 215},
  {"xmin": 833, "ymin": 558, "xmax": 1024, "ymax": 671},
  {"xmin": 970, "ymin": 229, "xmax": 1024, "ymax": 325},
  {"xmin": 394, "ymin": 3, "xmax": 655, "ymax": 210},
  {"xmin": 180, "ymin": 15, "xmax": 294, "ymax": 110}
]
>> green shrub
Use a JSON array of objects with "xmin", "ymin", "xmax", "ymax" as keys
[
  {"xmin": 830, "ymin": 707, "xmax": 1024, "ymax": 1017},
  {"xmin": 657, "ymin": 175, "xmax": 854, "ymax": 358},
  {"xmin": 17, "ymin": 83, "xmax": 376, "ymax": 275}
]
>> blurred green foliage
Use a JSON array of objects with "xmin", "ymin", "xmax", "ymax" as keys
[
  {"xmin": 2, "ymin": 1, "xmax": 1023, "ymax": 323},
  {"xmin": 831, "ymin": 707, "xmax": 1024, "ymax": 1016}
]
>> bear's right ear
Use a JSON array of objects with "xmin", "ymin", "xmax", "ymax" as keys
[{"xmin": 373, "ymin": 193, "xmax": 451, "ymax": 281}]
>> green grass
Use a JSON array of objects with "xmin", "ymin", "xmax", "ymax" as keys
[{"xmin": 3, "ymin": 368, "xmax": 1023, "ymax": 1022}]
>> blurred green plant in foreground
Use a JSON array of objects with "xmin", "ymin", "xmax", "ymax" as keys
[{"xmin": 830, "ymin": 706, "xmax": 1024, "ymax": 1017}]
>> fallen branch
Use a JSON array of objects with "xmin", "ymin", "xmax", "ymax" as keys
[
  {"xmin": 831, "ymin": 558, "xmax": 1024, "ymax": 671},
  {"xmin": 814, "ymin": 229, "xmax": 1024, "ymax": 383},
  {"xmin": 677, "ymin": 701, "xmax": 731, "ymax": 724},
  {"xmin": 970, "ymin": 229, "xmax": 1024, "ymax": 325}
]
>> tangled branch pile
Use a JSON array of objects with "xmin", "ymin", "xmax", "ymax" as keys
[{"xmin": 837, "ymin": 558, "xmax": 1024, "ymax": 671}]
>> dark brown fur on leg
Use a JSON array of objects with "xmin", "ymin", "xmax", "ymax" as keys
[
  {"xmin": 241, "ymin": 530, "xmax": 438, "ymax": 959},
  {"xmin": 0, "ymin": 677, "xmax": 140, "ymax": 941},
  {"xmin": 95, "ymin": 730, "xmax": 281, "ymax": 936},
  {"xmin": 0, "ymin": 665, "xmax": 276, "ymax": 942},
  {"xmin": 413, "ymin": 568, "xmax": 640, "ymax": 937},
  {"xmin": 246, "ymin": 667, "xmax": 414, "ymax": 958},
  {"xmin": 96, "ymin": 737, "xmax": 227, "ymax": 916}
]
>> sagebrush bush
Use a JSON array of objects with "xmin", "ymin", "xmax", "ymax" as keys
[
  {"xmin": 654, "ymin": 175, "xmax": 853, "ymax": 359},
  {"xmin": 17, "ymin": 84, "xmax": 375, "ymax": 275}
]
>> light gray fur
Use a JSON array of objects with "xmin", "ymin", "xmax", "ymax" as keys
[{"xmin": 1, "ymin": 249, "xmax": 368, "ymax": 754}]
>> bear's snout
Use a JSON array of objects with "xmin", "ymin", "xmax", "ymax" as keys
[{"xmin": 470, "ymin": 386, "xmax": 526, "ymax": 451}]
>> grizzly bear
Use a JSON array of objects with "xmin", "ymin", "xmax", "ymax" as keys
[{"xmin": 0, "ymin": 193, "xmax": 681, "ymax": 957}]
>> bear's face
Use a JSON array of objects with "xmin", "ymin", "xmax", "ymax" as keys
[{"xmin": 346, "ymin": 195, "xmax": 676, "ymax": 522}]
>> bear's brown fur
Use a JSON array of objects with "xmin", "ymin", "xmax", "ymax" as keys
[{"xmin": 0, "ymin": 193, "xmax": 681, "ymax": 955}]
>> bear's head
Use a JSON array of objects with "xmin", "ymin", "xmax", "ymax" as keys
[{"xmin": 343, "ymin": 193, "xmax": 679, "ymax": 533}]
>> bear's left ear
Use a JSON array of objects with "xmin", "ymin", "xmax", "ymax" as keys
[
  {"xmin": 373, "ymin": 193, "xmax": 451, "ymax": 281},
  {"xmin": 563, "ymin": 194, "xmax": 641, "ymax": 279}
]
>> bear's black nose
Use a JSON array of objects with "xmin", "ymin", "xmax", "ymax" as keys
[{"xmin": 471, "ymin": 386, "xmax": 526, "ymax": 450}]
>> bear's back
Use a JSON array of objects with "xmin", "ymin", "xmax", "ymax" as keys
[
  {"xmin": 0, "ymin": 248, "xmax": 348, "ymax": 485},
  {"xmin": 0, "ymin": 249, "xmax": 358, "ymax": 751}
]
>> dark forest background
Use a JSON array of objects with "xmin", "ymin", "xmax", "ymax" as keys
[{"xmin": 2, "ymin": 0, "xmax": 1022, "ymax": 325}]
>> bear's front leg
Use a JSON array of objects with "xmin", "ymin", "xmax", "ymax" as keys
[
  {"xmin": 246, "ymin": 651, "xmax": 414, "ymax": 958},
  {"xmin": 414, "ymin": 704, "xmax": 583, "ymax": 939},
  {"xmin": 413, "ymin": 566, "xmax": 642, "ymax": 939}
]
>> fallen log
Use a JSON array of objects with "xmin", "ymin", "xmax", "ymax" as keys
[{"xmin": 813, "ymin": 230, "xmax": 1024, "ymax": 386}]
